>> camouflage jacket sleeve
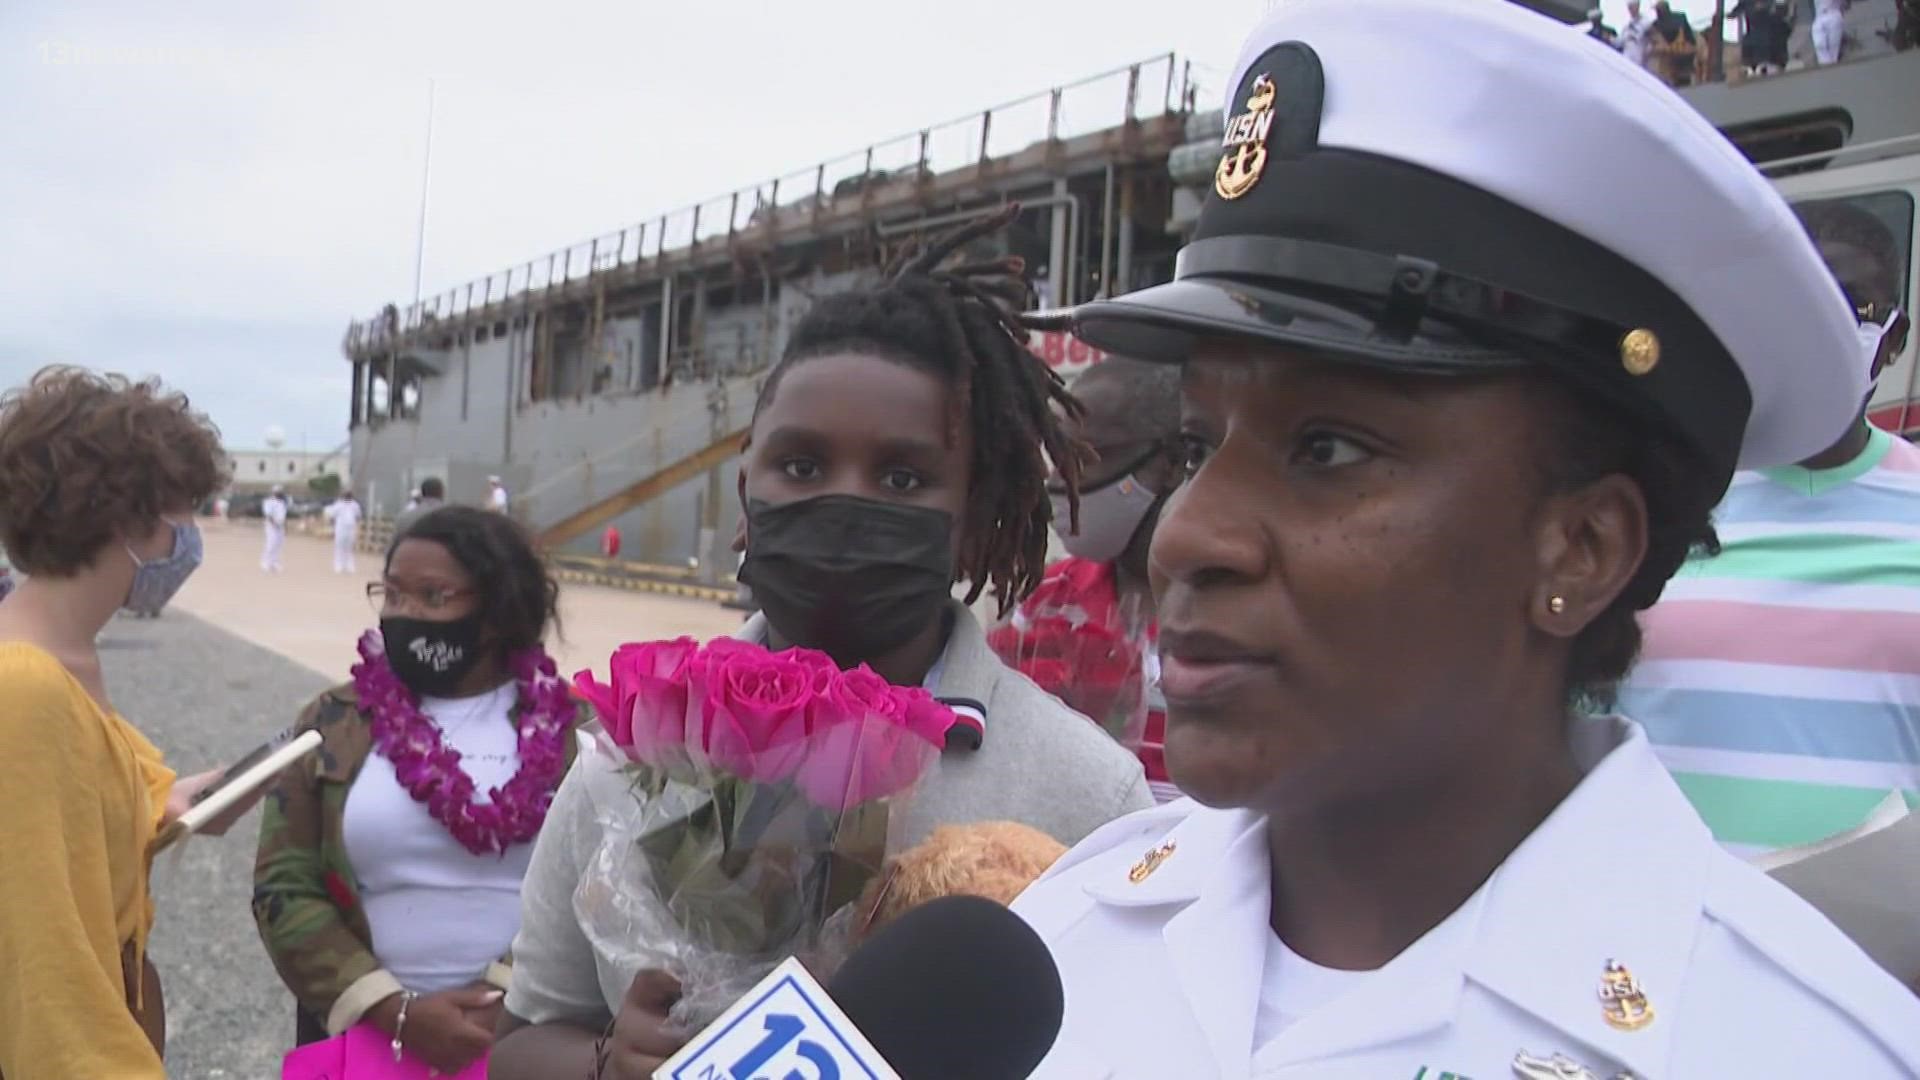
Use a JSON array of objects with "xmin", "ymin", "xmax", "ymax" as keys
[{"xmin": 250, "ymin": 687, "xmax": 391, "ymax": 1031}]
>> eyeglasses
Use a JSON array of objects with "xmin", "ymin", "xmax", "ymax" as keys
[{"xmin": 366, "ymin": 581, "xmax": 475, "ymax": 615}]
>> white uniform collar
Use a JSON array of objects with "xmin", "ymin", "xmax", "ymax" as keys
[
  {"xmin": 1073, "ymin": 717, "xmax": 1708, "ymax": 1078},
  {"xmin": 1463, "ymin": 716, "xmax": 1707, "ymax": 1080}
]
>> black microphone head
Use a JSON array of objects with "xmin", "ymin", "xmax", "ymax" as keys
[{"xmin": 827, "ymin": 894, "xmax": 1064, "ymax": 1080}]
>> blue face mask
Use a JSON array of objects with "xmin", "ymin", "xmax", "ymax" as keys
[{"xmin": 125, "ymin": 520, "xmax": 204, "ymax": 615}]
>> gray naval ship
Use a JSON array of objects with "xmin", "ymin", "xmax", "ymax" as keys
[{"xmin": 339, "ymin": 4, "xmax": 1917, "ymax": 591}]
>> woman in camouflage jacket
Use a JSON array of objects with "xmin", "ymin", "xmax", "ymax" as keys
[{"xmin": 252, "ymin": 507, "xmax": 584, "ymax": 1076}]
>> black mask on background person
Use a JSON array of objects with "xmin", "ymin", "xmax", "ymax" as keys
[
  {"xmin": 738, "ymin": 495, "xmax": 955, "ymax": 664},
  {"xmin": 381, "ymin": 614, "xmax": 487, "ymax": 698}
]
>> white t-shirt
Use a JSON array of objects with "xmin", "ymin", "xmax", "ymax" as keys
[
  {"xmin": 490, "ymin": 486, "xmax": 510, "ymax": 511},
  {"xmin": 264, "ymin": 497, "xmax": 288, "ymax": 527},
  {"xmin": 342, "ymin": 683, "xmax": 533, "ymax": 994},
  {"xmin": 1255, "ymin": 931, "xmax": 1373, "ymax": 1048},
  {"xmin": 1254, "ymin": 899, "xmax": 1477, "ymax": 1051}
]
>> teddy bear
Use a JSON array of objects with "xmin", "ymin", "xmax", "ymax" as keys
[{"xmin": 852, "ymin": 821, "xmax": 1068, "ymax": 941}]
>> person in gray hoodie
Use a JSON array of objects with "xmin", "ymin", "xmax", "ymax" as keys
[{"xmin": 492, "ymin": 208, "xmax": 1153, "ymax": 1080}]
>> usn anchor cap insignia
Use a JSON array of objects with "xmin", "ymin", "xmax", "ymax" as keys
[
  {"xmin": 1127, "ymin": 840, "xmax": 1176, "ymax": 883},
  {"xmin": 1215, "ymin": 73, "xmax": 1276, "ymax": 200},
  {"xmin": 1597, "ymin": 959, "xmax": 1654, "ymax": 1031}
]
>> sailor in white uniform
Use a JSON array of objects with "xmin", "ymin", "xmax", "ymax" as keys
[
  {"xmin": 1013, "ymin": 1, "xmax": 1920, "ymax": 1077},
  {"xmin": 324, "ymin": 491, "xmax": 362, "ymax": 574},
  {"xmin": 261, "ymin": 485, "xmax": 288, "ymax": 573}
]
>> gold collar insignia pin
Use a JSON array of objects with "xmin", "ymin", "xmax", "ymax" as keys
[
  {"xmin": 1127, "ymin": 840, "xmax": 1176, "ymax": 883},
  {"xmin": 1598, "ymin": 959, "xmax": 1655, "ymax": 1031}
]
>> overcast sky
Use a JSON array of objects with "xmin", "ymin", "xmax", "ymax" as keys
[{"xmin": 1, "ymin": 0, "xmax": 1725, "ymax": 453}]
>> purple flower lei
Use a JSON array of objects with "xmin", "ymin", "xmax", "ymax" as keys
[{"xmin": 351, "ymin": 629, "xmax": 572, "ymax": 857}]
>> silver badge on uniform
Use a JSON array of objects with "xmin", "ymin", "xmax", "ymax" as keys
[{"xmin": 1512, "ymin": 1049, "xmax": 1638, "ymax": 1079}]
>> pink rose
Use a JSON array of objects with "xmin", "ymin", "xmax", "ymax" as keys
[
  {"xmin": 571, "ymin": 671, "xmax": 620, "ymax": 733},
  {"xmin": 782, "ymin": 647, "xmax": 841, "ymax": 712},
  {"xmin": 813, "ymin": 668, "xmax": 954, "ymax": 746},
  {"xmin": 573, "ymin": 636, "xmax": 698, "ymax": 765},
  {"xmin": 685, "ymin": 643, "xmax": 817, "ymax": 781},
  {"xmin": 892, "ymin": 685, "xmax": 962, "ymax": 745},
  {"xmin": 793, "ymin": 667, "xmax": 953, "ymax": 812}
]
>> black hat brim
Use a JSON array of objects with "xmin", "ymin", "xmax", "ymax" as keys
[{"xmin": 1060, "ymin": 276, "xmax": 1532, "ymax": 377}]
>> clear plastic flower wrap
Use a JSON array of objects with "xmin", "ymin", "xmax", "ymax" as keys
[
  {"xmin": 570, "ymin": 637, "xmax": 951, "ymax": 1032},
  {"xmin": 987, "ymin": 560, "xmax": 1153, "ymax": 750}
]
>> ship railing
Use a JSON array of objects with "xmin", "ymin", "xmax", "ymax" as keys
[
  {"xmin": 344, "ymin": 53, "xmax": 1192, "ymax": 357},
  {"xmin": 1755, "ymin": 130, "xmax": 1920, "ymax": 176}
]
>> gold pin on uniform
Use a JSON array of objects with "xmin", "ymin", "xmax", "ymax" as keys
[
  {"xmin": 1128, "ymin": 840, "xmax": 1177, "ymax": 883},
  {"xmin": 1598, "ymin": 959, "xmax": 1655, "ymax": 1031},
  {"xmin": 1619, "ymin": 328, "xmax": 1661, "ymax": 376}
]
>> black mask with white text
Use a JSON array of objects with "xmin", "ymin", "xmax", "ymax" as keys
[
  {"xmin": 738, "ymin": 495, "xmax": 955, "ymax": 665},
  {"xmin": 381, "ymin": 614, "xmax": 486, "ymax": 698}
]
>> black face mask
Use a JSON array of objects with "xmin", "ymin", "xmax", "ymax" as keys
[
  {"xmin": 381, "ymin": 614, "xmax": 487, "ymax": 698},
  {"xmin": 738, "ymin": 495, "xmax": 955, "ymax": 665}
]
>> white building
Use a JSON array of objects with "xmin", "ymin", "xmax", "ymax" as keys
[{"xmin": 226, "ymin": 449, "xmax": 351, "ymax": 494}]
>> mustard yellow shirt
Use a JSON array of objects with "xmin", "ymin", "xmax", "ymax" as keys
[{"xmin": 0, "ymin": 643, "xmax": 174, "ymax": 1079}]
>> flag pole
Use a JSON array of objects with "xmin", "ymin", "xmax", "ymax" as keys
[{"xmin": 411, "ymin": 78, "xmax": 436, "ymax": 309}]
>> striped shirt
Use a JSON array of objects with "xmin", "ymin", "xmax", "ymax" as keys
[{"xmin": 1618, "ymin": 425, "xmax": 1920, "ymax": 859}]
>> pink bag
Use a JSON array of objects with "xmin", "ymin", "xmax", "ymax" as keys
[{"xmin": 280, "ymin": 1022, "xmax": 489, "ymax": 1080}]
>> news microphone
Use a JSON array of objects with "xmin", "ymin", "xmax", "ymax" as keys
[
  {"xmin": 827, "ymin": 894, "xmax": 1065, "ymax": 1079},
  {"xmin": 654, "ymin": 896, "xmax": 1064, "ymax": 1080}
]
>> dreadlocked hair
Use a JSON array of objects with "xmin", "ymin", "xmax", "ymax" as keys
[{"xmin": 754, "ymin": 204, "xmax": 1087, "ymax": 617}]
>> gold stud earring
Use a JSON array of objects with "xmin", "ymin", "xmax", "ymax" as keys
[{"xmin": 1548, "ymin": 596, "xmax": 1567, "ymax": 615}]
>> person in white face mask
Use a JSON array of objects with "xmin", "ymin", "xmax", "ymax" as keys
[
  {"xmin": 988, "ymin": 356, "xmax": 1186, "ymax": 802},
  {"xmin": 0, "ymin": 367, "xmax": 246, "ymax": 1078}
]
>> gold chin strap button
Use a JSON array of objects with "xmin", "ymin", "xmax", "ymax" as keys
[
  {"xmin": 1127, "ymin": 840, "xmax": 1177, "ymax": 884},
  {"xmin": 1619, "ymin": 329, "xmax": 1661, "ymax": 376}
]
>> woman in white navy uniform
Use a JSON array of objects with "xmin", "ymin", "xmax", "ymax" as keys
[{"xmin": 1012, "ymin": 1, "xmax": 1920, "ymax": 1077}]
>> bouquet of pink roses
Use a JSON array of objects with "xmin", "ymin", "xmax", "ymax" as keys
[{"xmin": 571, "ymin": 636, "xmax": 954, "ymax": 1031}]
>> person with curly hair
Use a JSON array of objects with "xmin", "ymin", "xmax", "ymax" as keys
[{"xmin": 0, "ymin": 366, "xmax": 232, "ymax": 1079}]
